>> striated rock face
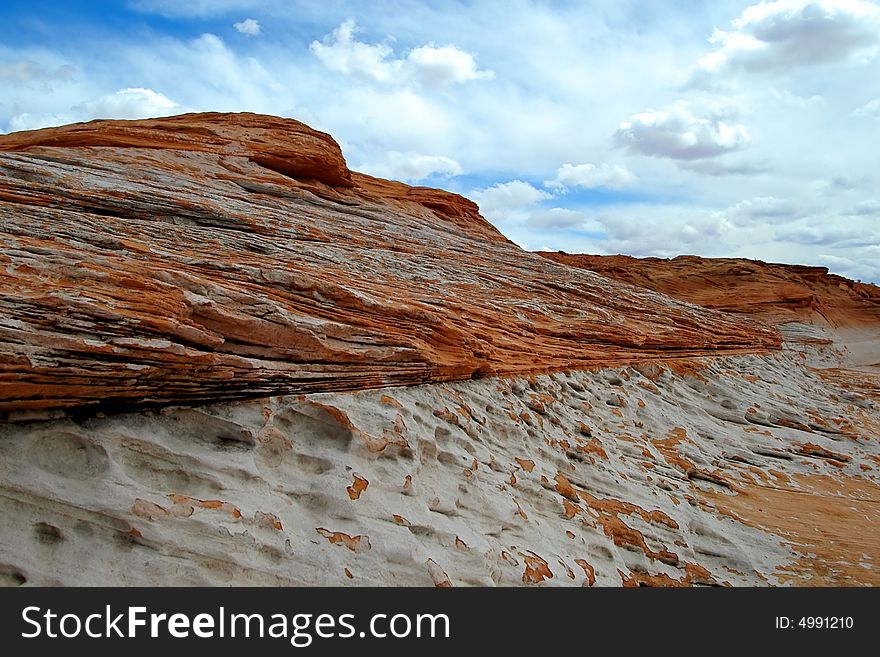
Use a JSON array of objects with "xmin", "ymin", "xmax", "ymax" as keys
[
  {"xmin": 0, "ymin": 113, "xmax": 352, "ymax": 187},
  {"xmin": 538, "ymin": 252, "xmax": 880, "ymax": 371},
  {"xmin": 0, "ymin": 113, "xmax": 779, "ymax": 414},
  {"xmin": 537, "ymin": 252, "xmax": 880, "ymax": 331}
]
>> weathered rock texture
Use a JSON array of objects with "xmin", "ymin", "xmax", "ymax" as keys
[
  {"xmin": 0, "ymin": 113, "xmax": 779, "ymax": 413},
  {"xmin": 1, "ymin": 347, "xmax": 877, "ymax": 586},
  {"xmin": 0, "ymin": 113, "xmax": 877, "ymax": 587}
]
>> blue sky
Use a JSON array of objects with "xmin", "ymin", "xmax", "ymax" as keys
[{"xmin": 1, "ymin": 0, "xmax": 879, "ymax": 282}]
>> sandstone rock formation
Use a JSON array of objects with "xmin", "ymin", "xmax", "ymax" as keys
[
  {"xmin": 0, "ymin": 113, "xmax": 876, "ymax": 587},
  {"xmin": 0, "ymin": 113, "xmax": 779, "ymax": 414},
  {"xmin": 538, "ymin": 253, "xmax": 880, "ymax": 358},
  {"xmin": 2, "ymin": 349, "xmax": 877, "ymax": 586}
]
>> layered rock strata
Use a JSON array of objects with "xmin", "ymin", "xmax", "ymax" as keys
[
  {"xmin": 0, "ymin": 114, "xmax": 778, "ymax": 414},
  {"xmin": 538, "ymin": 252, "xmax": 880, "ymax": 358}
]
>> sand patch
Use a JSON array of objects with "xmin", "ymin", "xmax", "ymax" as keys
[{"xmin": 704, "ymin": 474, "xmax": 880, "ymax": 586}]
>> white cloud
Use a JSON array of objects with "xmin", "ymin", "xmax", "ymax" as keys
[
  {"xmin": 695, "ymin": 0, "xmax": 880, "ymax": 78},
  {"xmin": 310, "ymin": 20, "xmax": 398, "ymax": 83},
  {"xmin": 79, "ymin": 87, "xmax": 180, "ymax": 119},
  {"xmin": 853, "ymin": 98, "xmax": 880, "ymax": 117},
  {"xmin": 546, "ymin": 163, "xmax": 636, "ymax": 191},
  {"xmin": 8, "ymin": 87, "xmax": 182, "ymax": 132},
  {"xmin": 614, "ymin": 99, "xmax": 750, "ymax": 160},
  {"xmin": 406, "ymin": 44, "xmax": 494, "ymax": 88},
  {"xmin": 469, "ymin": 180, "xmax": 551, "ymax": 222},
  {"xmin": 8, "ymin": 112, "xmax": 71, "ymax": 132},
  {"xmin": 233, "ymin": 18, "xmax": 261, "ymax": 36},
  {"xmin": 357, "ymin": 151, "xmax": 463, "ymax": 182},
  {"xmin": 320, "ymin": 87, "xmax": 457, "ymax": 154},
  {"xmin": 310, "ymin": 20, "xmax": 492, "ymax": 89}
]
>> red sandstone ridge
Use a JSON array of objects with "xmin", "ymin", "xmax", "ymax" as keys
[
  {"xmin": 538, "ymin": 253, "xmax": 880, "ymax": 331},
  {"xmin": 0, "ymin": 113, "xmax": 779, "ymax": 413},
  {"xmin": 0, "ymin": 112, "xmax": 352, "ymax": 187}
]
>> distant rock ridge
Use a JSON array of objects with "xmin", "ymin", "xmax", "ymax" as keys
[
  {"xmin": 0, "ymin": 112, "xmax": 779, "ymax": 414},
  {"xmin": 537, "ymin": 252, "xmax": 880, "ymax": 330}
]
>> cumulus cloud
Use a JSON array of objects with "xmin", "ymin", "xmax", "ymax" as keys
[
  {"xmin": 695, "ymin": 0, "xmax": 880, "ymax": 78},
  {"xmin": 357, "ymin": 151, "xmax": 463, "ymax": 182},
  {"xmin": 8, "ymin": 87, "xmax": 182, "ymax": 132},
  {"xmin": 78, "ymin": 87, "xmax": 180, "ymax": 119},
  {"xmin": 406, "ymin": 44, "xmax": 494, "ymax": 88},
  {"xmin": 469, "ymin": 180, "xmax": 551, "ymax": 222},
  {"xmin": 545, "ymin": 162, "xmax": 636, "ymax": 191},
  {"xmin": 233, "ymin": 18, "xmax": 261, "ymax": 36},
  {"xmin": 310, "ymin": 20, "xmax": 493, "ymax": 89},
  {"xmin": 310, "ymin": 21, "xmax": 397, "ymax": 83},
  {"xmin": 614, "ymin": 99, "xmax": 750, "ymax": 160}
]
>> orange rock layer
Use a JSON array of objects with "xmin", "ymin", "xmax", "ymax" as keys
[
  {"xmin": 538, "ymin": 252, "xmax": 880, "ymax": 330},
  {"xmin": 0, "ymin": 113, "xmax": 779, "ymax": 413}
]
